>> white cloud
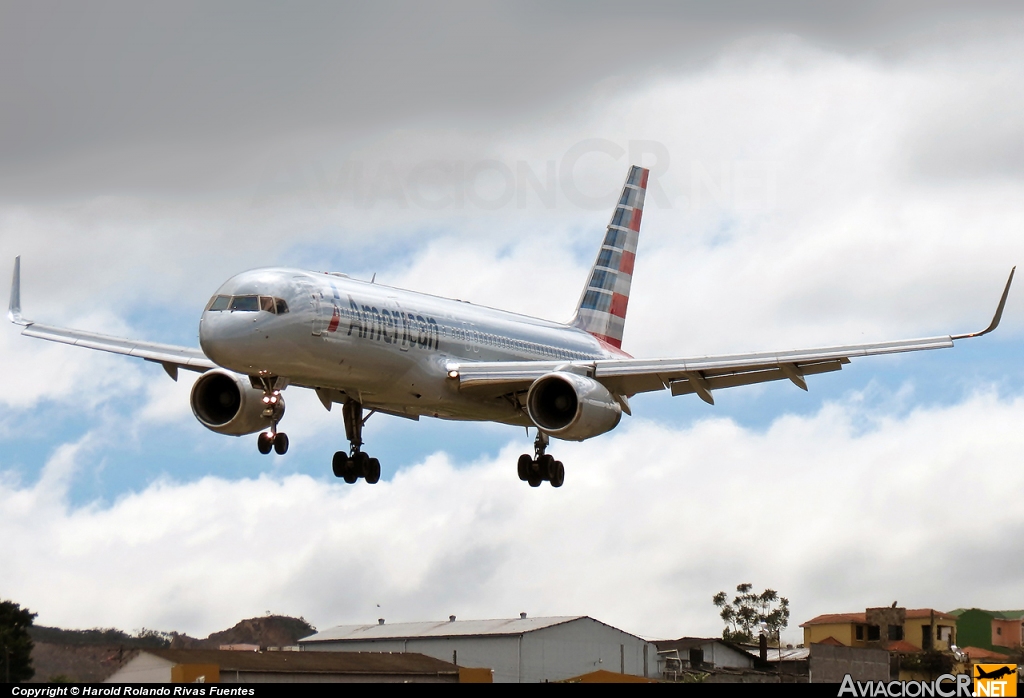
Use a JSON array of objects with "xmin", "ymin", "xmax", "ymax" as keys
[{"xmin": 2, "ymin": 391, "xmax": 1021, "ymax": 641}]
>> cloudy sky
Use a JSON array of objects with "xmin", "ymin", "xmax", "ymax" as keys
[{"xmin": 1, "ymin": 1, "xmax": 1023, "ymax": 644}]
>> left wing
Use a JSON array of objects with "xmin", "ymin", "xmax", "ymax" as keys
[
  {"xmin": 450, "ymin": 268, "xmax": 1014, "ymax": 404},
  {"xmin": 9, "ymin": 257, "xmax": 216, "ymax": 380}
]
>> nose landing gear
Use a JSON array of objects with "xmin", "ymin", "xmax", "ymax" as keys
[
  {"xmin": 331, "ymin": 400, "xmax": 381, "ymax": 485},
  {"xmin": 517, "ymin": 431, "xmax": 564, "ymax": 488},
  {"xmin": 257, "ymin": 431, "xmax": 289, "ymax": 455},
  {"xmin": 255, "ymin": 382, "xmax": 288, "ymax": 455}
]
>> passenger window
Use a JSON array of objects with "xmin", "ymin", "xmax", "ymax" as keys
[
  {"xmin": 208, "ymin": 295, "xmax": 230, "ymax": 311},
  {"xmin": 260, "ymin": 296, "xmax": 276, "ymax": 313},
  {"xmin": 229, "ymin": 295, "xmax": 259, "ymax": 312}
]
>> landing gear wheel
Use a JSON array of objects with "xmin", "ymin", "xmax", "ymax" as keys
[
  {"xmin": 342, "ymin": 463, "xmax": 359, "ymax": 484},
  {"xmin": 364, "ymin": 457, "xmax": 381, "ymax": 484},
  {"xmin": 273, "ymin": 432, "xmax": 289, "ymax": 455},
  {"xmin": 517, "ymin": 454, "xmax": 532, "ymax": 481},
  {"xmin": 332, "ymin": 451, "xmax": 348, "ymax": 478},
  {"xmin": 257, "ymin": 432, "xmax": 274, "ymax": 455},
  {"xmin": 353, "ymin": 451, "xmax": 370, "ymax": 477},
  {"xmin": 537, "ymin": 454, "xmax": 555, "ymax": 480},
  {"xmin": 528, "ymin": 472, "xmax": 543, "ymax": 487},
  {"xmin": 549, "ymin": 460, "xmax": 565, "ymax": 488}
]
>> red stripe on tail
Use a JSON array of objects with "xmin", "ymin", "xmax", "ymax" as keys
[
  {"xmin": 629, "ymin": 208, "xmax": 642, "ymax": 232},
  {"xmin": 609, "ymin": 292, "xmax": 629, "ymax": 318},
  {"xmin": 618, "ymin": 250, "xmax": 635, "ymax": 276}
]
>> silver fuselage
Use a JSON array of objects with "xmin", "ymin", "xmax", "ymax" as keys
[{"xmin": 199, "ymin": 268, "xmax": 619, "ymax": 425}]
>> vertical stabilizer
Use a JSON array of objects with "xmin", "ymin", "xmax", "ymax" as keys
[{"xmin": 571, "ymin": 165, "xmax": 648, "ymax": 349}]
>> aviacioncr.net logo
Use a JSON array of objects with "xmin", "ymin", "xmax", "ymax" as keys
[{"xmin": 974, "ymin": 664, "xmax": 1018, "ymax": 697}]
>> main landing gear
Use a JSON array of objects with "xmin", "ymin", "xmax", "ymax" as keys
[
  {"xmin": 256, "ymin": 381, "xmax": 288, "ymax": 456},
  {"xmin": 331, "ymin": 400, "xmax": 381, "ymax": 485},
  {"xmin": 517, "ymin": 431, "xmax": 564, "ymax": 488}
]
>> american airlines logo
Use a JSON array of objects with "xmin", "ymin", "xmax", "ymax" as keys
[{"xmin": 341, "ymin": 296, "xmax": 440, "ymax": 351}]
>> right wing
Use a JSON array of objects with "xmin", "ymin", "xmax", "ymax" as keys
[
  {"xmin": 450, "ymin": 268, "xmax": 1015, "ymax": 404},
  {"xmin": 9, "ymin": 257, "xmax": 216, "ymax": 380}
]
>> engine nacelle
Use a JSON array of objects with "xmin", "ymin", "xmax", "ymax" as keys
[
  {"xmin": 190, "ymin": 370, "xmax": 282, "ymax": 436},
  {"xmin": 526, "ymin": 371, "xmax": 622, "ymax": 441}
]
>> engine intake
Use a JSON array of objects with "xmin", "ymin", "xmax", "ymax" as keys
[
  {"xmin": 190, "ymin": 370, "xmax": 282, "ymax": 436},
  {"xmin": 527, "ymin": 371, "xmax": 621, "ymax": 441}
]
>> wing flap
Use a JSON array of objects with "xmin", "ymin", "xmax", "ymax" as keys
[{"xmin": 668, "ymin": 359, "xmax": 847, "ymax": 397}]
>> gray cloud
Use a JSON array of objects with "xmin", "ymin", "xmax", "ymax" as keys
[{"xmin": 3, "ymin": 1, "xmax": 1023, "ymax": 197}]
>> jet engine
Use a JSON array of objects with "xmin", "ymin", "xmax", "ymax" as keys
[
  {"xmin": 190, "ymin": 370, "xmax": 283, "ymax": 436},
  {"xmin": 526, "ymin": 371, "xmax": 621, "ymax": 441}
]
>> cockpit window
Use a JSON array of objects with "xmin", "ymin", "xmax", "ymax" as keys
[
  {"xmin": 229, "ymin": 295, "xmax": 260, "ymax": 312},
  {"xmin": 208, "ymin": 295, "xmax": 230, "ymax": 311},
  {"xmin": 206, "ymin": 294, "xmax": 289, "ymax": 313}
]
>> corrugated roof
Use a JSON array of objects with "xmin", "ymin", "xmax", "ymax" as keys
[
  {"xmin": 730, "ymin": 643, "xmax": 811, "ymax": 661},
  {"xmin": 301, "ymin": 616, "xmax": 585, "ymax": 643},
  {"xmin": 653, "ymin": 637, "xmax": 734, "ymax": 651},
  {"xmin": 140, "ymin": 649, "xmax": 457, "ymax": 675}
]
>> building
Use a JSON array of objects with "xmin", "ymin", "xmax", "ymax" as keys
[
  {"xmin": 105, "ymin": 649, "xmax": 467, "ymax": 683},
  {"xmin": 948, "ymin": 609, "xmax": 1024, "ymax": 654},
  {"xmin": 299, "ymin": 615, "xmax": 658, "ymax": 683},
  {"xmin": 653, "ymin": 637, "xmax": 756, "ymax": 672},
  {"xmin": 800, "ymin": 607, "xmax": 957, "ymax": 652}
]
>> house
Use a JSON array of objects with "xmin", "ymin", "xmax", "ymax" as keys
[
  {"xmin": 652, "ymin": 637, "xmax": 756, "ymax": 673},
  {"xmin": 299, "ymin": 615, "xmax": 657, "ymax": 683},
  {"xmin": 948, "ymin": 609, "xmax": 1024, "ymax": 655},
  {"xmin": 800, "ymin": 607, "xmax": 957, "ymax": 651}
]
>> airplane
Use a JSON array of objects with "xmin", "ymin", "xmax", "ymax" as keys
[
  {"xmin": 975, "ymin": 666, "xmax": 1017, "ymax": 680},
  {"xmin": 7, "ymin": 166, "xmax": 1016, "ymax": 489}
]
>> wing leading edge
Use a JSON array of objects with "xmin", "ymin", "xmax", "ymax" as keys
[
  {"xmin": 8, "ymin": 257, "xmax": 215, "ymax": 380},
  {"xmin": 450, "ymin": 268, "xmax": 1015, "ymax": 404}
]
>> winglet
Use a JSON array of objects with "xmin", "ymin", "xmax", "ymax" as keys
[
  {"xmin": 952, "ymin": 266, "xmax": 1015, "ymax": 340},
  {"xmin": 8, "ymin": 256, "xmax": 27, "ymax": 326}
]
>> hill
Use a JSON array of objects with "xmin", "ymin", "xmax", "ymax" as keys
[{"xmin": 27, "ymin": 615, "xmax": 315, "ymax": 682}]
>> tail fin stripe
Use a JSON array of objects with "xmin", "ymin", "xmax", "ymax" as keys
[
  {"xmin": 609, "ymin": 293, "xmax": 628, "ymax": 318},
  {"xmin": 629, "ymin": 209, "xmax": 643, "ymax": 231},
  {"xmin": 618, "ymin": 251, "xmax": 635, "ymax": 275}
]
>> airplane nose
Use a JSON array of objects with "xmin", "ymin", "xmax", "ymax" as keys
[{"xmin": 200, "ymin": 309, "xmax": 261, "ymax": 370}]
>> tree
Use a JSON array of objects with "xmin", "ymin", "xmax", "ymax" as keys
[
  {"xmin": 712, "ymin": 583, "xmax": 790, "ymax": 645},
  {"xmin": 0, "ymin": 600, "xmax": 36, "ymax": 683}
]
